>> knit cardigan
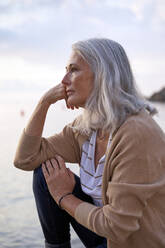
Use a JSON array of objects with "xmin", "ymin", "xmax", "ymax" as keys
[{"xmin": 14, "ymin": 110, "xmax": 165, "ymax": 248}]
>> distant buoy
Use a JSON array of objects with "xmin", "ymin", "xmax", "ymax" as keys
[{"xmin": 20, "ymin": 110, "xmax": 25, "ymax": 117}]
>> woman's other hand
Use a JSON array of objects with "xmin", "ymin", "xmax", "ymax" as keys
[{"xmin": 42, "ymin": 155, "xmax": 76, "ymax": 203}]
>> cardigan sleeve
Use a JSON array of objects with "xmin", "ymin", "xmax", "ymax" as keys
[
  {"xmin": 14, "ymin": 120, "xmax": 81, "ymax": 171},
  {"xmin": 75, "ymin": 117, "xmax": 165, "ymax": 244}
]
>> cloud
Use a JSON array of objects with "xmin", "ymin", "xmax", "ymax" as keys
[{"xmin": 0, "ymin": 0, "xmax": 164, "ymax": 94}]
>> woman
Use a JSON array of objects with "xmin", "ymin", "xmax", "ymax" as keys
[{"xmin": 14, "ymin": 38, "xmax": 165, "ymax": 248}]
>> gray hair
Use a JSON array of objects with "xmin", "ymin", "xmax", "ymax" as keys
[{"xmin": 72, "ymin": 38, "xmax": 157, "ymax": 135}]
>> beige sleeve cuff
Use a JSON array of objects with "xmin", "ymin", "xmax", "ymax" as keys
[{"xmin": 75, "ymin": 202, "xmax": 98, "ymax": 228}]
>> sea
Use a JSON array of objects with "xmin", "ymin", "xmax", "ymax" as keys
[{"xmin": 0, "ymin": 91, "xmax": 165, "ymax": 248}]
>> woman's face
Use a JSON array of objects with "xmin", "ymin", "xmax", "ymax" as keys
[{"xmin": 62, "ymin": 51, "xmax": 94, "ymax": 108}]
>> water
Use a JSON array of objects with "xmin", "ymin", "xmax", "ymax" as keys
[{"xmin": 0, "ymin": 91, "xmax": 165, "ymax": 248}]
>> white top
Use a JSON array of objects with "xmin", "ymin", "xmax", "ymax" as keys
[{"xmin": 80, "ymin": 131, "xmax": 112, "ymax": 206}]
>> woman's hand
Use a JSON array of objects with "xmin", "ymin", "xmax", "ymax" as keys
[
  {"xmin": 41, "ymin": 83, "xmax": 67, "ymax": 105},
  {"xmin": 42, "ymin": 155, "xmax": 76, "ymax": 203},
  {"xmin": 40, "ymin": 83, "xmax": 79, "ymax": 110}
]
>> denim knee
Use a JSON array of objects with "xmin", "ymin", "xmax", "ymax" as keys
[{"xmin": 33, "ymin": 165, "xmax": 48, "ymax": 194}]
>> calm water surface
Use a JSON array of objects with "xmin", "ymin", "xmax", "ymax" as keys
[{"xmin": 0, "ymin": 92, "xmax": 165, "ymax": 248}]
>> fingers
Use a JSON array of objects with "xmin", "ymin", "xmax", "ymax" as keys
[
  {"xmin": 51, "ymin": 158, "xmax": 60, "ymax": 169},
  {"xmin": 42, "ymin": 156, "xmax": 66, "ymax": 174},
  {"xmin": 68, "ymin": 104, "xmax": 79, "ymax": 110},
  {"xmin": 65, "ymin": 102, "xmax": 79, "ymax": 110},
  {"xmin": 42, "ymin": 163, "xmax": 49, "ymax": 179},
  {"xmin": 42, "ymin": 158, "xmax": 59, "ymax": 178},
  {"xmin": 42, "ymin": 155, "xmax": 69, "ymax": 184},
  {"xmin": 46, "ymin": 160, "xmax": 54, "ymax": 173},
  {"xmin": 55, "ymin": 155, "xmax": 66, "ymax": 171}
]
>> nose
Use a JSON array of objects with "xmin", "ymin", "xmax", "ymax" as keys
[{"xmin": 62, "ymin": 72, "xmax": 71, "ymax": 86}]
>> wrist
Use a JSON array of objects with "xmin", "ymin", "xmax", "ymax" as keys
[{"xmin": 58, "ymin": 192, "xmax": 73, "ymax": 209}]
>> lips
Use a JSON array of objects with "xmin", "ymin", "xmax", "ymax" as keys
[{"xmin": 66, "ymin": 90, "xmax": 74, "ymax": 96}]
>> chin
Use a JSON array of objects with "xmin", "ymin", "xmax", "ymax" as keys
[{"xmin": 67, "ymin": 97, "xmax": 83, "ymax": 107}]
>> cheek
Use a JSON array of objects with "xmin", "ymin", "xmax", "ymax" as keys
[{"xmin": 72, "ymin": 73, "xmax": 93, "ymax": 97}]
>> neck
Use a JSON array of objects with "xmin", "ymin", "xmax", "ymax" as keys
[{"xmin": 97, "ymin": 129, "xmax": 109, "ymax": 140}]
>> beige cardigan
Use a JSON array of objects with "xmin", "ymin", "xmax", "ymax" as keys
[{"xmin": 14, "ymin": 110, "xmax": 165, "ymax": 248}]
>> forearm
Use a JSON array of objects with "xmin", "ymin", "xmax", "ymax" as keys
[
  {"xmin": 25, "ymin": 98, "xmax": 51, "ymax": 137},
  {"xmin": 25, "ymin": 83, "xmax": 66, "ymax": 137},
  {"xmin": 14, "ymin": 99, "xmax": 55, "ymax": 170},
  {"xmin": 14, "ymin": 84, "xmax": 69, "ymax": 170}
]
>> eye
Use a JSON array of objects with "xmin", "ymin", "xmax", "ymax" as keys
[
  {"xmin": 65, "ymin": 65, "xmax": 79, "ymax": 73},
  {"xmin": 70, "ymin": 67, "xmax": 78, "ymax": 72}
]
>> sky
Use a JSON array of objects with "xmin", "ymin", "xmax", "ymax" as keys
[{"xmin": 0, "ymin": 0, "xmax": 165, "ymax": 96}]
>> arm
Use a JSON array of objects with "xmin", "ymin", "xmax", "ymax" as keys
[
  {"xmin": 14, "ymin": 84, "xmax": 80, "ymax": 170},
  {"xmin": 25, "ymin": 84, "xmax": 66, "ymax": 137},
  {"xmin": 74, "ymin": 117, "xmax": 165, "ymax": 244}
]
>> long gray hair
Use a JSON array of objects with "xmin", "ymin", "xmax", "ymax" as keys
[{"xmin": 72, "ymin": 38, "xmax": 157, "ymax": 135}]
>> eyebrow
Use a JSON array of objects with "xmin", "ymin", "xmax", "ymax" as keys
[{"xmin": 65, "ymin": 63, "xmax": 77, "ymax": 71}]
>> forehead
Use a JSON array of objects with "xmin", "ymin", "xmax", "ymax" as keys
[{"xmin": 67, "ymin": 51, "xmax": 87, "ymax": 66}]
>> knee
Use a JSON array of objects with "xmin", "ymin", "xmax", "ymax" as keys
[{"xmin": 33, "ymin": 165, "xmax": 47, "ymax": 193}]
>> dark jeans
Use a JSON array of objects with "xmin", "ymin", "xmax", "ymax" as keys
[{"xmin": 33, "ymin": 166, "xmax": 107, "ymax": 248}]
